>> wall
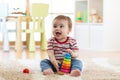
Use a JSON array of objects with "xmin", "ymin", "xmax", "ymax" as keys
[{"xmin": 103, "ymin": 0, "xmax": 120, "ymax": 51}]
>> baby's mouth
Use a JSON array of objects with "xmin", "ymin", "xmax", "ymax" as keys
[{"xmin": 56, "ymin": 32, "xmax": 61, "ymax": 36}]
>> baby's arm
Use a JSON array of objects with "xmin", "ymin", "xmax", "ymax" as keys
[
  {"xmin": 47, "ymin": 50, "xmax": 59, "ymax": 71},
  {"xmin": 67, "ymin": 38, "xmax": 80, "ymax": 58}
]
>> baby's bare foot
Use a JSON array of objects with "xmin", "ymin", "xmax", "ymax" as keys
[
  {"xmin": 70, "ymin": 69, "xmax": 81, "ymax": 76},
  {"xmin": 43, "ymin": 68, "xmax": 54, "ymax": 75}
]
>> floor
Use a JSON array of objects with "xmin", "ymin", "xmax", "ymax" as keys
[
  {"xmin": 0, "ymin": 47, "xmax": 120, "ymax": 69},
  {"xmin": 1, "ymin": 47, "xmax": 120, "ymax": 60},
  {"xmin": 0, "ymin": 47, "xmax": 120, "ymax": 80}
]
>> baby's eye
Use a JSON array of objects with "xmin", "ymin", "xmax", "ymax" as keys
[
  {"xmin": 60, "ymin": 25, "xmax": 63, "ymax": 28},
  {"xmin": 53, "ymin": 25, "xmax": 57, "ymax": 28}
]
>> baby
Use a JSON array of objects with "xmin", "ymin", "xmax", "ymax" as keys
[{"xmin": 40, "ymin": 15, "xmax": 83, "ymax": 76}]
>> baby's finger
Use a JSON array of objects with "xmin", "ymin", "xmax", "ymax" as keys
[{"xmin": 54, "ymin": 64, "xmax": 59, "ymax": 71}]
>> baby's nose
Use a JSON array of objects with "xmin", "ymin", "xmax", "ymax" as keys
[{"xmin": 56, "ymin": 27, "xmax": 60, "ymax": 30}]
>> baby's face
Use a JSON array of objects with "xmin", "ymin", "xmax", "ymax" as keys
[{"xmin": 52, "ymin": 19, "xmax": 71, "ymax": 41}]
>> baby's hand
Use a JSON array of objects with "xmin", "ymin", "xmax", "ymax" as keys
[
  {"xmin": 57, "ymin": 60, "xmax": 61, "ymax": 64},
  {"xmin": 66, "ymin": 49, "xmax": 73, "ymax": 56},
  {"xmin": 52, "ymin": 60, "xmax": 59, "ymax": 71}
]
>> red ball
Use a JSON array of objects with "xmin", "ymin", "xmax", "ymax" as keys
[{"xmin": 23, "ymin": 68, "xmax": 29, "ymax": 73}]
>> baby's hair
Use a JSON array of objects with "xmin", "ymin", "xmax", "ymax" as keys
[{"xmin": 53, "ymin": 15, "xmax": 72, "ymax": 28}]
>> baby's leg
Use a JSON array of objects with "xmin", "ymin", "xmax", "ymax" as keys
[
  {"xmin": 40, "ymin": 59, "xmax": 54, "ymax": 75},
  {"xmin": 70, "ymin": 59, "xmax": 83, "ymax": 76}
]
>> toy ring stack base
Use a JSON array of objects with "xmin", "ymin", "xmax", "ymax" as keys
[{"xmin": 57, "ymin": 71, "xmax": 64, "ymax": 75}]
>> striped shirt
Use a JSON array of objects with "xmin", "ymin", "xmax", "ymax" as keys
[{"xmin": 47, "ymin": 37, "xmax": 79, "ymax": 60}]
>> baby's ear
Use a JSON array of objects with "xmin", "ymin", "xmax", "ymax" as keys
[
  {"xmin": 67, "ymin": 28, "xmax": 72, "ymax": 34},
  {"xmin": 69, "ymin": 28, "xmax": 72, "ymax": 32}
]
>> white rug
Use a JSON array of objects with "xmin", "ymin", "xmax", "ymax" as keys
[
  {"xmin": 82, "ymin": 58, "xmax": 120, "ymax": 80},
  {"xmin": 1, "ymin": 57, "xmax": 119, "ymax": 80},
  {"xmin": 0, "ymin": 59, "xmax": 82, "ymax": 80}
]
